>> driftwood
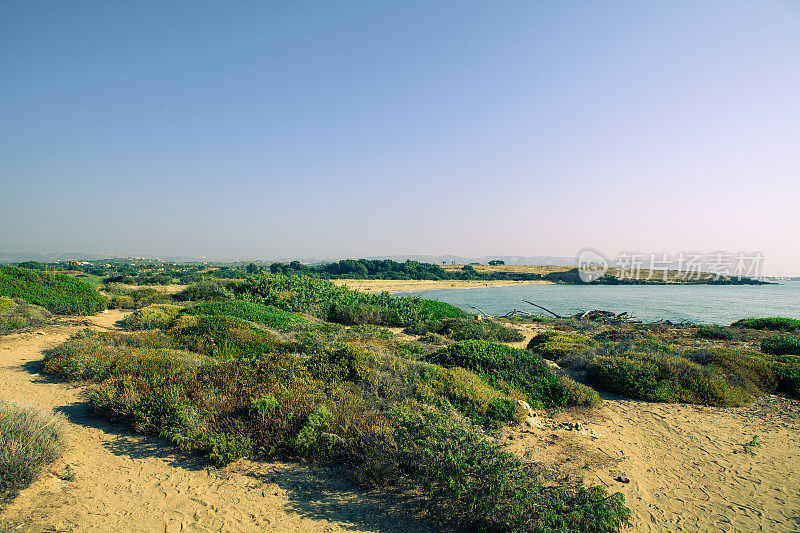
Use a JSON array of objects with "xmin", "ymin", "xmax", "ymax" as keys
[
  {"xmin": 468, "ymin": 305, "xmax": 491, "ymax": 317},
  {"xmin": 522, "ymin": 300, "xmax": 562, "ymax": 319}
]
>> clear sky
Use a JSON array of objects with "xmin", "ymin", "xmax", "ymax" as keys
[{"xmin": 1, "ymin": 1, "xmax": 799, "ymax": 274}]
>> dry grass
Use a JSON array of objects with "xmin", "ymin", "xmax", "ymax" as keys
[{"xmin": 0, "ymin": 401, "xmax": 66, "ymax": 501}]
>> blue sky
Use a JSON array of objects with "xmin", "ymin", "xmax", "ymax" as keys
[{"xmin": 1, "ymin": 1, "xmax": 799, "ymax": 274}]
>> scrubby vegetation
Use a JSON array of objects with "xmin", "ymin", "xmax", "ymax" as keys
[
  {"xmin": 695, "ymin": 324, "xmax": 737, "ymax": 340},
  {"xmin": 731, "ymin": 317, "xmax": 800, "ymax": 331},
  {"xmin": 430, "ymin": 340, "xmax": 601, "ymax": 408},
  {"xmin": 0, "ymin": 266, "xmax": 106, "ymax": 315},
  {"xmin": 237, "ymin": 273, "xmax": 467, "ymax": 327},
  {"xmin": 527, "ymin": 331, "xmax": 597, "ymax": 360},
  {"xmin": 0, "ymin": 401, "xmax": 66, "ymax": 502},
  {"xmin": 39, "ymin": 272, "xmax": 630, "ymax": 531},
  {"xmin": 761, "ymin": 335, "xmax": 800, "ymax": 356},
  {"xmin": 0, "ymin": 297, "xmax": 54, "ymax": 333},
  {"xmin": 405, "ymin": 317, "xmax": 524, "ymax": 342}
]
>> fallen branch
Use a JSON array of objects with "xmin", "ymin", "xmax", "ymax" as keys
[{"xmin": 522, "ymin": 300, "xmax": 562, "ymax": 319}]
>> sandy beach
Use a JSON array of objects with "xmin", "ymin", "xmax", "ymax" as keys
[{"xmin": 332, "ymin": 278, "xmax": 552, "ymax": 294}]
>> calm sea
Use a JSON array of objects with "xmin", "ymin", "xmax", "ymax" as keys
[{"xmin": 395, "ymin": 281, "xmax": 800, "ymax": 325}]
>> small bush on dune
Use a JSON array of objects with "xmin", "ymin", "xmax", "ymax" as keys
[
  {"xmin": 123, "ymin": 304, "xmax": 182, "ymax": 331},
  {"xmin": 185, "ymin": 300, "xmax": 307, "ymax": 331},
  {"xmin": 429, "ymin": 340, "xmax": 601, "ymax": 408},
  {"xmin": 174, "ymin": 281, "xmax": 230, "ymax": 302},
  {"xmin": 174, "ymin": 315, "xmax": 280, "ymax": 358},
  {"xmin": 0, "ymin": 297, "xmax": 54, "ymax": 333},
  {"xmin": 362, "ymin": 410, "xmax": 630, "ymax": 532},
  {"xmin": 527, "ymin": 331, "xmax": 597, "ymax": 360},
  {"xmin": 0, "ymin": 401, "xmax": 66, "ymax": 500},
  {"xmin": 695, "ymin": 324, "xmax": 736, "ymax": 340},
  {"xmin": 731, "ymin": 317, "xmax": 800, "ymax": 331},
  {"xmin": 587, "ymin": 352, "xmax": 752, "ymax": 406},
  {"xmin": 405, "ymin": 318, "xmax": 524, "ymax": 342},
  {"xmin": 761, "ymin": 335, "xmax": 800, "ymax": 356}
]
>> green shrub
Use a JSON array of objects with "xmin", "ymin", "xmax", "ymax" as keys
[
  {"xmin": 369, "ymin": 410, "xmax": 630, "ymax": 532},
  {"xmin": 238, "ymin": 273, "xmax": 466, "ymax": 327},
  {"xmin": 731, "ymin": 317, "xmax": 800, "ymax": 331},
  {"xmin": 418, "ymin": 366, "xmax": 524, "ymax": 426},
  {"xmin": 185, "ymin": 300, "xmax": 306, "ymax": 331},
  {"xmin": 695, "ymin": 324, "xmax": 736, "ymax": 340},
  {"xmin": 587, "ymin": 352, "xmax": 752, "ymax": 406},
  {"xmin": 0, "ymin": 297, "xmax": 54, "ymax": 333},
  {"xmin": 762, "ymin": 335, "xmax": 800, "ymax": 356},
  {"xmin": 430, "ymin": 340, "xmax": 600, "ymax": 408},
  {"xmin": 174, "ymin": 315, "xmax": 280, "ymax": 358},
  {"xmin": 406, "ymin": 318, "xmax": 524, "ymax": 342},
  {"xmin": 123, "ymin": 304, "xmax": 182, "ymax": 330},
  {"xmin": 527, "ymin": 331, "xmax": 597, "ymax": 359},
  {"xmin": 0, "ymin": 266, "xmax": 106, "ymax": 315},
  {"xmin": 174, "ymin": 280, "xmax": 230, "ymax": 302},
  {"xmin": 0, "ymin": 401, "xmax": 66, "ymax": 499},
  {"xmin": 209, "ymin": 432, "xmax": 253, "ymax": 466}
]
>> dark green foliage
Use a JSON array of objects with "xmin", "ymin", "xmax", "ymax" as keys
[
  {"xmin": 123, "ymin": 304, "xmax": 182, "ymax": 331},
  {"xmin": 587, "ymin": 352, "xmax": 752, "ymax": 406},
  {"xmin": 239, "ymin": 273, "xmax": 466, "ymax": 327},
  {"xmin": 174, "ymin": 315, "xmax": 280, "ymax": 359},
  {"xmin": 731, "ymin": 317, "xmax": 800, "ymax": 331},
  {"xmin": 695, "ymin": 325, "xmax": 736, "ymax": 340},
  {"xmin": 429, "ymin": 340, "xmax": 600, "ymax": 408},
  {"xmin": 0, "ymin": 266, "xmax": 106, "ymax": 315},
  {"xmin": 527, "ymin": 331, "xmax": 597, "ymax": 359},
  {"xmin": 488, "ymin": 260, "xmax": 505, "ymax": 265},
  {"xmin": 406, "ymin": 318, "xmax": 524, "ymax": 342},
  {"xmin": 185, "ymin": 300, "xmax": 307, "ymax": 331},
  {"xmin": 174, "ymin": 280, "xmax": 230, "ymax": 302},
  {"xmin": 761, "ymin": 335, "xmax": 800, "ymax": 356},
  {"xmin": 368, "ymin": 410, "xmax": 630, "ymax": 532}
]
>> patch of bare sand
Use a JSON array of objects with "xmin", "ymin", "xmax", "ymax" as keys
[
  {"xmin": 332, "ymin": 278, "xmax": 551, "ymax": 294},
  {"xmin": 502, "ymin": 395, "xmax": 800, "ymax": 532},
  {"xmin": 0, "ymin": 311, "xmax": 428, "ymax": 533}
]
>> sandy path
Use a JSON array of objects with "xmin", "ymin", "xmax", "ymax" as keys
[
  {"xmin": 593, "ymin": 396, "xmax": 800, "ymax": 532},
  {"xmin": 504, "ymin": 394, "xmax": 800, "ymax": 532},
  {"xmin": 0, "ymin": 312, "xmax": 429, "ymax": 533}
]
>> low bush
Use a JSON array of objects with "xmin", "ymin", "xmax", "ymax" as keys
[
  {"xmin": 761, "ymin": 335, "xmax": 800, "ymax": 356},
  {"xmin": 174, "ymin": 315, "xmax": 281, "ymax": 359},
  {"xmin": 363, "ymin": 410, "xmax": 630, "ymax": 532},
  {"xmin": 527, "ymin": 331, "xmax": 597, "ymax": 360},
  {"xmin": 0, "ymin": 297, "xmax": 54, "ymax": 333},
  {"xmin": 429, "ymin": 340, "xmax": 600, "ymax": 408},
  {"xmin": 731, "ymin": 317, "xmax": 800, "ymax": 331},
  {"xmin": 174, "ymin": 281, "xmax": 230, "ymax": 302},
  {"xmin": 107, "ymin": 285, "xmax": 167, "ymax": 309},
  {"xmin": 695, "ymin": 324, "xmax": 736, "ymax": 340},
  {"xmin": 587, "ymin": 352, "xmax": 752, "ymax": 406},
  {"xmin": 406, "ymin": 318, "xmax": 524, "ymax": 342},
  {"xmin": 0, "ymin": 401, "xmax": 66, "ymax": 500},
  {"xmin": 123, "ymin": 304, "xmax": 183, "ymax": 330},
  {"xmin": 185, "ymin": 300, "xmax": 307, "ymax": 331},
  {"xmin": 0, "ymin": 266, "xmax": 106, "ymax": 315}
]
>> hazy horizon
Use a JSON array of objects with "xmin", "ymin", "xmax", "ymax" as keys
[{"xmin": 2, "ymin": 1, "xmax": 799, "ymax": 275}]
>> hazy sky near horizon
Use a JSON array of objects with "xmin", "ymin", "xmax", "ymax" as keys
[{"xmin": 1, "ymin": 1, "xmax": 799, "ymax": 274}]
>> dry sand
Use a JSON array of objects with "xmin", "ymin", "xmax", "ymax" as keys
[
  {"xmin": 332, "ymin": 278, "xmax": 551, "ymax": 294},
  {"xmin": 2, "ymin": 313, "xmax": 798, "ymax": 532},
  {"xmin": 0, "ymin": 312, "xmax": 428, "ymax": 533}
]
